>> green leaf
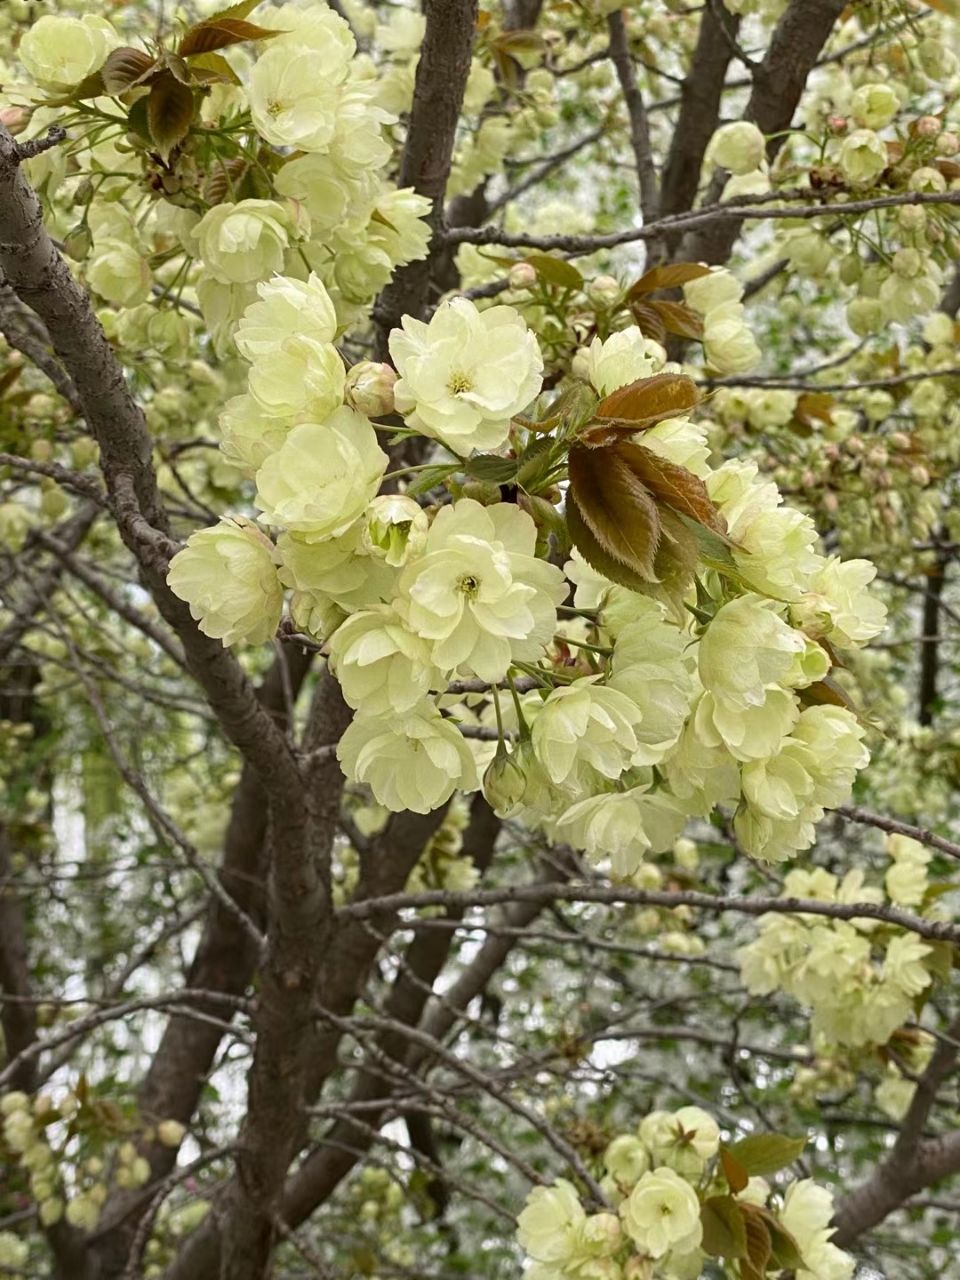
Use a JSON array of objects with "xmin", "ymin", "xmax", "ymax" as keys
[
  {"xmin": 515, "ymin": 436, "xmax": 556, "ymax": 489},
  {"xmin": 548, "ymin": 381, "xmax": 600, "ymax": 433},
  {"xmin": 147, "ymin": 72, "xmax": 196, "ymax": 159},
  {"xmin": 923, "ymin": 938, "xmax": 956, "ymax": 983},
  {"xmin": 568, "ymin": 444, "xmax": 661, "ymax": 581},
  {"xmin": 674, "ymin": 511, "xmax": 751, "ymax": 585},
  {"xmin": 404, "ymin": 464, "xmax": 460, "ymax": 496},
  {"xmin": 700, "ymin": 1195, "xmax": 748, "ymax": 1259},
  {"xmin": 727, "ymin": 1132, "xmax": 806, "ymax": 1177},
  {"xmin": 463, "ymin": 454, "xmax": 520, "ymax": 483},
  {"xmin": 525, "ymin": 253, "xmax": 583, "ymax": 291},
  {"xmin": 565, "ymin": 493, "xmax": 657, "ymax": 594},
  {"xmin": 179, "ymin": 18, "xmax": 283, "ymax": 57},
  {"xmin": 39, "ymin": 72, "xmax": 105, "ymax": 106},
  {"xmin": 187, "ymin": 51, "xmax": 243, "ymax": 85}
]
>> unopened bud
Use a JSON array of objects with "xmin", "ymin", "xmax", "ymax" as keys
[
  {"xmin": 63, "ymin": 226, "xmax": 93, "ymax": 261},
  {"xmin": 938, "ymin": 131, "xmax": 960, "ymax": 156},
  {"xmin": 344, "ymin": 361, "xmax": 397, "ymax": 418},
  {"xmin": 587, "ymin": 274, "xmax": 620, "ymax": 307},
  {"xmin": 508, "ymin": 262, "xmax": 538, "ymax": 290},
  {"xmin": 827, "ymin": 115, "xmax": 849, "ymax": 135},
  {"xmin": 483, "ymin": 747, "xmax": 527, "ymax": 818},
  {"xmin": 910, "ymin": 464, "xmax": 931, "ymax": 486},
  {"xmin": 916, "ymin": 115, "xmax": 941, "ymax": 139},
  {"xmin": 156, "ymin": 1120, "xmax": 186, "ymax": 1148}
]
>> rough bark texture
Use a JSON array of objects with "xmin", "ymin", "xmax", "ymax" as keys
[
  {"xmin": 680, "ymin": 0, "xmax": 848, "ymax": 265},
  {"xmin": 607, "ymin": 10, "xmax": 660, "ymax": 228},
  {"xmin": 372, "ymin": 0, "xmax": 479, "ymax": 357},
  {"xmin": 659, "ymin": 3, "xmax": 739, "ymax": 223}
]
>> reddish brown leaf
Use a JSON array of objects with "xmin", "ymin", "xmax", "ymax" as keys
[
  {"xmin": 147, "ymin": 71, "xmax": 196, "ymax": 159},
  {"xmin": 628, "ymin": 261, "xmax": 711, "ymax": 299},
  {"xmin": 596, "ymin": 372, "xmax": 701, "ymax": 424},
  {"xmin": 205, "ymin": 0, "xmax": 264, "ymax": 18},
  {"xmin": 612, "ymin": 440, "xmax": 727, "ymax": 536},
  {"xmin": 739, "ymin": 1206, "xmax": 772, "ymax": 1280},
  {"xmin": 650, "ymin": 298, "xmax": 704, "ymax": 339},
  {"xmin": 568, "ymin": 445, "xmax": 661, "ymax": 581},
  {"xmin": 101, "ymin": 47, "xmax": 158, "ymax": 95},
  {"xmin": 631, "ymin": 300, "xmax": 666, "ymax": 343},
  {"xmin": 758, "ymin": 1211, "xmax": 804, "ymax": 1270},
  {"xmin": 720, "ymin": 1146, "xmax": 750, "ymax": 1194},
  {"xmin": 565, "ymin": 494, "xmax": 657, "ymax": 593},
  {"xmin": 203, "ymin": 155, "xmax": 249, "ymax": 204},
  {"xmin": 654, "ymin": 506, "xmax": 700, "ymax": 596},
  {"xmin": 179, "ymin": 18, "xmax": 283, "ymax": 56},
  {"xmin": 794, "ymin": 391, "xmax": 835, "ymax": 429}
]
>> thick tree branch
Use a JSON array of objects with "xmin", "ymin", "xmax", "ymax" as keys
[
  {"xmin": 833, "ymin": 1014, "xmax": 960, "ymax": 1246},
  {"xmin": 659, "ymin": 2, "xmax": 738, "ymax": 224},
  {"xmin": 607, "ymin": 10, "xmax": 660, "ymax": 227},
  {"xmin": 92, "ymin": 650, "xmax": 312, "ymax": 1277},
  {"xmin": 372, "ymin": 0, "xmax": 479, "ymax": 357},
  {"xmin": 680, "ymin": 0, "xmax": 848, "ymax": 264}
]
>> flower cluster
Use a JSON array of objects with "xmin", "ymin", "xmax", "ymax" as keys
[
  {"xmin": 1, "ymin": 1088, "xmax": 186, "ymax": 1234},
  {"xmin": 517, "ymin": 1103, "xmax": 855, "ymax": 1280},
  {"xmin": 168, "ymin": 282, "xmax": 884, "ymax": 856},
  {"xmin": 738, "ymin": 843, "xmax": 942, "ymax": 1048}
]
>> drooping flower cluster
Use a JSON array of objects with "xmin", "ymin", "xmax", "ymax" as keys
[
  {"xmin": 738, "ymin": 842, "xmax": 942, "ymax": 1048},
  {"xmin": 516, "ymin": 1103, "xmax": 855, "ymax": 1280}
]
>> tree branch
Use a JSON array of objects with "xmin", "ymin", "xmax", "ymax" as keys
[
  {"xmin": 607, "ymin": 10, "xmax": 660, "ymax": 226},
  {"xmin": 372, "ymin": 0, "xmax": 479, "ymax": 357}
]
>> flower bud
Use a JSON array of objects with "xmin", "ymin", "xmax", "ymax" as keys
[
  {"xmin": 938, "ymin": 131, "xmax": 960, "ymax": 156},
  {"xmin": 40, "ymin": 483, "xmax": 69, "ymax": 521},
  {"xmin": 897, "ymin": 204, "xmax": 926, "ymax": 232},
  {"xmin": 156, "ymin": 1120, "xmax": 186, "ymax": 1148},
  {"xmin": 587, "ymin": 274, "xmax": 620, "ymax": 307},
  {"xmin": 508, "ymin": 262, "xmax": 538, "ymax": 290},
  {"xmin": 345, "ymin": 361, "xmax": 397, "ymax": 417},
  {"xmin": 706, "ymin": 121, "xmax": 766, "ymax": 175},
  {"xmin": 916, "ymin": 115, "xmax": 941, "ymax": 139},
  {"xmin": 482, "ymin": 747, "xmax": 527, "ymax": 817},
  {"xmin": 0, "ymin": 502, "xmax": 31, "ymax": 552}
]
